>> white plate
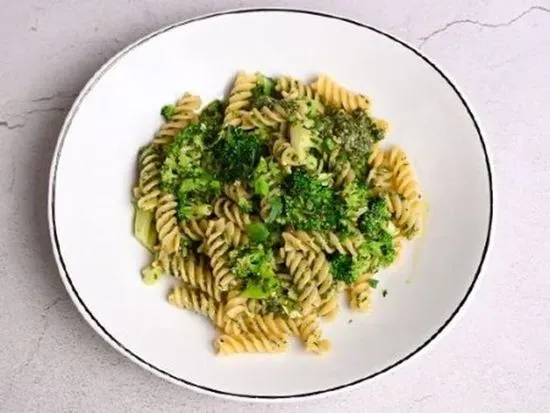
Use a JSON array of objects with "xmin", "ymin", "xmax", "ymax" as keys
[{"xmin": 48, "ymin": 8, "xmax": 493, "ymax": 401}]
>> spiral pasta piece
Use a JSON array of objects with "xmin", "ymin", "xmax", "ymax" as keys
[
  {"xmin": 224, "ymin": 289, "xmax": 249, "ymax": 322},
  {"xmin": 168, "ymin": 283, "xmax": 224, "ymax": 325},
  {"xmin": 318, "ymin": 289, "xmax": 340, "ymax": 321},
  {"xmin": 244, "ymin": 298, "xmax": 265, "ymax": 315},
  {"xmin": 311, "ymin": 232, "xmax": 363, "ymax": 256},
  {"xmin": 155, "ymin": 193, "xmax": 181, "ymax": 254},
  {"xmin": 349, "ymin": 273, "xmax": 373, "ymax": 311},
  {"xmin": 213, "ymin": 197, "xmax": 251, "ymax": 231},
  {"xmin": 169, "ymin": 253, "xmax": 222, "ymax": 302},
  {"xmin": 214, "ymin": 332, "xmax": 288, "ymax": 355},
  {"xmin": 367, "ymin": 165, "xmax": 393, "ymax": 192},
  {"xmin": 309, "ymin": 252, "xmax": 333, "ymax": 297},
  {"xmin": 312, "ymin": 75, "xmax": 370, "ymax": 112},
  {"xmin": 282, "ymin": 231, "xmax": 321, "ymax": 254},
  {"xmin": 283, "ymin": 250, "xmax": 320, "ymax": 315},
  {"xmin": 386, "ymin": 193, "xmax": 422, "ymax": 237},
  {"xmin": 241, "ymin": 105, "xmax": 288, "ymax": 130},
  {"xmin": 272, "ymin": 137, "xmax": 303, "ymax": 173},
  {"xmin": 242, "ymin": 313, "xmax": 300, "ymax": 339},
  {"xmin": 223, "ymin": 181, "xmax": 253, "ymax": 214},
  {"xmin": 276, "ymin": 76, "xmax": 318, "ymax": 100},
  {"xmin": 203, "ymin": 219, "xmax": 238, "ymax": 291},
  {"xmin": 285, "ymin": 231, "xmax": 363, "ymax": 257},
  {"xmin": 299, "ymin": 314, "xmax": 331, "ymax": 354},
  {"xmin": 153, "ymin": 93, "xmax": 201, "ymax": 145},
  {"xmin": 387, "ymin": 147, "xmax": 421, "ymax": 200},
  {"xmin": 368, "ymin": 144, "xmax": 386, "ymax": 169},
  {"xmin": 180, "ymin": 219, "xmax": 209, "ymax": 241},
  {"xmin": 224, "ymin": 72, "xmax": 258, "ymax": 127},
  {"xmin": 135, "ymin": 145, "xmax": 162, "ymax": 211}
]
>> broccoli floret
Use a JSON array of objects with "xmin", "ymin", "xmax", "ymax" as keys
[
  {"xmin": 212, "ymin": 127, "xmax": 266, "ymax": 182},
  {"xmin": 280, "ymin": 169, "xmax": 346, "ymax": 232},
  {"xmin": 252, "ymin": 157, "xmax": 283, "ymax": 195},
  {"xmin": 176, "ymin": 173, "xmax": 221, "ymax": 220},
  {"xmin": 357, "ymin": 232, "xmax": 397, "ymax": 269},
  {"xmin": 160, "ymin": 104, "xmax": 176, "ymax": 121},
  {"xmin": 329, "ymin": 253, "xmax": 367, "ymax": 285},
  {"xmin": 341, "ymin": 181, "xmax": 371, "ymax": 219},
  {"xmin": 158, "ymin": 122, "xmax": 222, "ymax": 220},
  {"xmin": 160, "ymin": 124, "xmax": 205, "ymax": 192},
  {"xmin": 356, "ymin": 196, "xmax": 397, "ymax": 269},
  {"xmin": 265, "ymin": 195, "xmax": 283, "ymax": 223},
  {"xmin": 329, "ymin": 254, "xmax": 353, "ymax": 284},
  {"xmin": 311, "ymin": 108, "xmax": 386, "ymax": 176},
  {"xmin": 358, "ymin": 196, "xmax": 391, "ymax": 239},
  {"xmin": 198, "ymin": 99, "xmax": 224, "ymax": 146},
  {"xmin": 246, "ymin": 222, "xmax": 270, "ymax": 244},
  {"xmin": 250, "ymin": 75, "xmax": 276, "ymax": 108},
  {"xmin": 229, "ymin": 244, "xmax": 279, "ymax": 299},
  {"xmin": 329, "ymin": 247, "xmax": 380, "ymax": 285}
]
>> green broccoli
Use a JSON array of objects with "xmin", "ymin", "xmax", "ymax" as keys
[
  {"xmin": 246, "ymin": 222, "xmax": 270, "ymax": 244},
  {"xmin": 159, "ymin": 123, "xmax": 222, "ymax": 220},
  {"xmin": 265, "ymin": 195, "xmax": 283, "ymax": 223},
  {"xmin": 229, "ymin": 244, "xmax": 280, "ymax": 299},
  {"xmin": 280, "ymin": 169, "xmax": 346, "ymax": 232},
  {"xmin": 356, "ymin": 196, "xmax": 397, "ymax": 269},
  {"xmin": 310, "ymin": 108, "xmax": 386, "ymax": 176},
  {"xmin": 341, "ymin": 181, "xmax": 371, "ymax": 220},
  {"xmin": 160, "ymin": 124, "xmax": 205, "ymax": 193},
  {"xmin": 252, "ymin": 157, "xmax": 283, "ymax": 196},
  {"xmin": 358, "ymin": 196, "xmax": 391, "ymax": 239},
  {"xmin": 250, "ymin": 74, "xmax": 276, "ymax": 108},
  {"xmin": 175, "ymin": 173, "xmax": 221, "ymax": 220},
  {"xmin": 160, "ymin": 104, "xmax": 176, "ymax": 121},
  {"xmin": 357, "ymin": 232, "xmax": 396, "ymax": 270},
  {"xmin": 212, "ymin": 127, "xmax": 266, "ymax": 182},
  {"xmin": 329, "ymin": 253, "xmax": 367, "ymax": 285},
  {"xmin": 334, "ymin": 109, "xmax": 386, "ymax": 175},
  {"xmin": 198, "ymin": 99, "xmax": 224, "ymax": 146}
]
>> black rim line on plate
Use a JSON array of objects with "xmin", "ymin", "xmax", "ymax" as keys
[{"xmin": 50, "ymin": 8, "xmax": 494, "ymax": 400}]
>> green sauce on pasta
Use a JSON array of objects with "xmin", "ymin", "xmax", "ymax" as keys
[{"xmin": 132, "ymin": 72, "xmax": 425, "ymax": 355}]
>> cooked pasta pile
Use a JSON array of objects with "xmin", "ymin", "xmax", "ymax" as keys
[{"xmin": 132, "ymin": 72, "xmax": 424, "ymax": 355}]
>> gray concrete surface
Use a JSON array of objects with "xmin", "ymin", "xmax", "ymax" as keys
[{"xmin": 0, "ymin": 1, "xmax": 549, "ymax": 412}]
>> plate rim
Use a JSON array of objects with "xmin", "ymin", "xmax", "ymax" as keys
[{"xmin": 47, "ymin": 7, "xmax": 494, "ymax": 401}]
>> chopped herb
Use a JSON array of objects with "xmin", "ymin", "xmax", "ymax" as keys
[
  {"xmin": 161, "ymin": 104, "xmax": 176, "ymax": 121},
  {"xmin": 367, "ymin": 278, "xmax": 379, "ymax": 289},
  {"xmin": 246, "ymin": 222, "xmax": 270, "ymax": 244}
]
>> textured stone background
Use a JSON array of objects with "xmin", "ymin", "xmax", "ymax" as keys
[{"xmin": 0, "ymin": 1, "xmax": 549, "ymax": 412}]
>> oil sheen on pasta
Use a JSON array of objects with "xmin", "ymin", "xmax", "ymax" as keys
[{"xmin": 132, "ymin": 72, "xmax": 424, "ymax": 355}]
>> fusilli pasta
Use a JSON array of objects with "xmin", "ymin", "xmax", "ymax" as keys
[
  {"xmin": 155, "ymin": 193, "xmax": 181, "ymax": 254},
  {"xmin": 154, "ymin": 93, "xmax": 201, "ymax": 145},
  {"xmin": 132, "ymin": 71, "xmax": 425, "ymax": 357},
  {"xmin": 214, "ymin": 332, "xmax": 288, "ymax": 354},
  {"xmin": 276, "ymin": 76, "xmax": 318, "ymax": 100},
  {"xmin": 312, "ymin": 75, "xmax": 370, "ymax": 112},
  {"xmin": 224, "ymin": 72, "xmax": 258, "ymax": 127},
  {"xmin": 213, "ymin": 197, "xmax": 251, "ymax": 230},
  {"xmin": 135, "ymin": 145, "xmax": 162, "ymax": 211}
]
